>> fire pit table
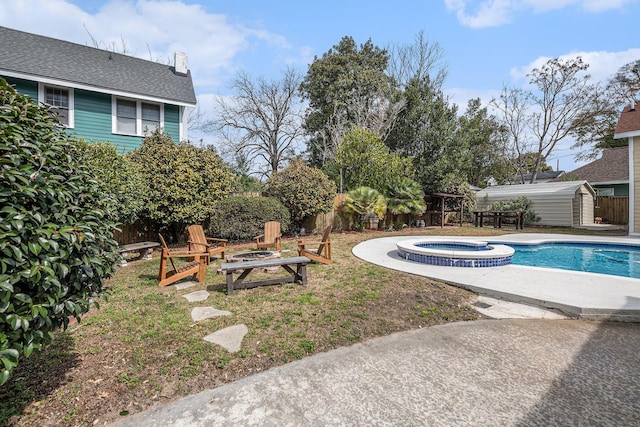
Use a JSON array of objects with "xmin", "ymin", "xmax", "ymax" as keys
[{"xmin": 226, "ymin": 251, "xmax": 281, "ymax": 272}]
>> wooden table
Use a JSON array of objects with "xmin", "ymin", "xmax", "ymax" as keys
[
  {"xmin": 220, "ymin": 256, "xmax": 311, "ymax": 295},
  {"xmin": 473, "ymin": 211, "xmax": 525, "ymax": 229}
]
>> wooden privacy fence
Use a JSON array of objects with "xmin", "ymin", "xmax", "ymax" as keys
[
  {"xmin": 114, "ymin": 218, "xmax": 160, "ymax": 245},
  {"xmin": 594, "ymin": 196, "xmax": 628, "ymax": 225}
]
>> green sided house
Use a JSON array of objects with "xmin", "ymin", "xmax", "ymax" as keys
[{"xmin": 0, "ymin": 26, "xmax": 197, "ymax": 152}]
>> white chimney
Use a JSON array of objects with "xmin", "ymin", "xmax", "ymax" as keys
[{"xmin": 174, "ymin": 51, "xmax": 188, "ymax": 75}]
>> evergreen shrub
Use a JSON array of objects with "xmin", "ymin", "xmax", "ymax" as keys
[
  {"xmin": 208, "ymin": 196, "xmax": 290, "ymax": 242},
  {"xmin": 0, "ymin": 78, "xmax": 119, "ymax": 385}
]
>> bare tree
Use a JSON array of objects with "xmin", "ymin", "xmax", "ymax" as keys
[
  {"xmin": 210, "ymin": 68, "xmax": 305, "ymax": 175},
  {"xmin": 492, "ymin": 88, "xmax": 535, "ymax": 183},
  {"xmin": 387, "ymin": 30, "xmax": 449, "ymax": 90},
  {"xmin": 491, "ymin": 57, "xmax": 603, "ymax": 183},
  {"xmin": 607, "ymin": 59, "xmax": 640, "ymax": 106}
]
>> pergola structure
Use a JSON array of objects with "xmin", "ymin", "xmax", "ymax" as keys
[{"xmin": 426, "ymin": 192, "xmax": 464, "ymax": 227}]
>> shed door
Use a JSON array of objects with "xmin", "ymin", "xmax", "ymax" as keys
[
  {"xmin": 572, "ymin": 196, "xmax": 580, "ymax": 227},
  {"xmin": 582, "ymin": 193, "xmax": 594, "ymax": 225}
]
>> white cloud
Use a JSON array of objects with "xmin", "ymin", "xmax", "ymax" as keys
[
  {"xmin": 445, "ymin": 0, "xmax": 637, "ymax": 28},
  {"xmin": 509, "ymin": 48, "xmax": 640, "ymax": 85},
  {"xmin": 0, "ymin": 0, "xmax": 293, "ymax": 92},
  {"xmin": 444, "ymin": 0, "xmax": 516, "ymax": 28}
]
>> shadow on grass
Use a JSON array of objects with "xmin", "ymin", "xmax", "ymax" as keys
[
  {"xmin": 0, "ymin": 333, "xmax": 80, "ymax": 424},
  {"xmin": 206, "ymin": 283, "xmax": 227, "ymax": 294}
]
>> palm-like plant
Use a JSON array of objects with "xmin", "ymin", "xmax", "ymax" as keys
[
  {"xmin": 385, "ymin": 177, "xmax": 426, "ymax": 221},
  {"xmin": 344, "ymin": 186, "xmax": 387, "ymax": 220}
]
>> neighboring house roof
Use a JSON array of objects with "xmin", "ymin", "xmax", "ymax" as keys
[
  {"xmin": 564, "ymin": 147, "xmax": 628, "ymax": 185},
  {"xmin": 512, "ymin": 170, "xmax": 565, "ymax": 183},
  {"xmin": 476, "ymin": 180, "xmax": 595, "ymax": 200},
  {"xmin": 614, "ymin": 104, "xmax": 640, "ymax": 139},
  {"xmin": 0, "ymin": 26, "xmax": 196, "ymax": 106}
]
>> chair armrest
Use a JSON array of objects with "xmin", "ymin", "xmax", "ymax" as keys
[
  {"xmin": 205, "ymin": 238, "xmax": 227, "ymax": 244},
  {"xmin": 188, "ymin": 241, "xmax": 211, "ymax": 248},
  {"xmin": 165, "ymin": 250, "xmax": 208, "ymax": 258},
  {"xmin": 299, "ymin": 240, "xmax": 327, "ymax": 245},
  {"xmin": 254, "ymin": 234, "xmax": 265, "ymax": 241}
]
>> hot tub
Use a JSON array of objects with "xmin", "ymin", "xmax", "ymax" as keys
[{"xmin": 396, "ymin": 238, "xmax": 514, "ymax": 268}]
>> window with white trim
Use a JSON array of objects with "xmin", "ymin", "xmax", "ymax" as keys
[
  {"xmin": 39, "ymin": 84, "xmax": 73, "ymax": 127},
  {"xmin": 113, "ymin": 97, "xmax": 163, "ymax": 136}
]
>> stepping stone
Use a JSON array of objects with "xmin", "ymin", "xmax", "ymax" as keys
[
  {"xmin": 182, "ymin": 290, "xmax": 209, "ymax": 302},
  {"xmin": 203, "ymin": 324, "xmax": 248, "ymax": 353},
  {"xmin": 174, "ymin": 281, "xmax": 197, "ymax": 290},
  {"xmin": 191, "ymin": 306, "xmax": 231, "ymax": 322}
]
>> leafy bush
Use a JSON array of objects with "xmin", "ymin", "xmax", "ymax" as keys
[
  {"xmin": 126, "ymin": 130, "xmax": 237, "ymax": 239},
  {"xmin": 343, "ymin": 186, "xmax": 387, "ymax": 229},
  {"xmin": 263, "ymin": 159, "xmax": 336, "ymax": 228},
  {"xmin": 336, "ymin": 127, "xmax": 415, "ymax": 192},
  {"xmin": 440, "ymin": 174, "xmax": 477, "ymax": 222},
  {"xmin": 77, "ymin": 140, "xmax": 146, "ymax": 225},
  {"xmin": 0, "ymin": 78, "xmax": 119, "ymax": 385},
  {"xmin": 385, "ymin": 177, "xmax": 426, "ymax": 216},
  {"xmin": 208, "ymin": 196, "xmax": 290, "ymax": 242},
  {"xmin": 487, "ymin": 196, "xmax": 540, "ymax": 224}
]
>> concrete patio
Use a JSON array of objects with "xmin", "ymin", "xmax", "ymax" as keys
[{"xmin": 352, "ymin": 233, "xmax": 640, "ymax": 321}]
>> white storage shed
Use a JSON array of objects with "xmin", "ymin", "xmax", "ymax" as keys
[{"xmin": 475, "ymin": 181, "xmax": 596, "ymax": 227}]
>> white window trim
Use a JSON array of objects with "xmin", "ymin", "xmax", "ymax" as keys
[
  {"xmin": 38, "ymin": 83, "xmax": 74, "ymax": 128},
  {"xmin": 111, "ymin": 96, "xmax": 164, "ymax": 136}
]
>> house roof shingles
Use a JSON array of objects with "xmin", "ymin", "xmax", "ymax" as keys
[
  {"xmin": 614, "ymin": 105, "xmax": 640, "ymax": 138},
  {"xmin": 0, "ymin": 26, "xmax": 196, "ymax": 106},
  {"xmin": 566, "ymin": 147, "xmax": 628, "ymax": 184}
]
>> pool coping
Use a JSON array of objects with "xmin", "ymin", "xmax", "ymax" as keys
[{"xmin": 352, "ymin": 233, "xmax": 640, "ymax": 322}]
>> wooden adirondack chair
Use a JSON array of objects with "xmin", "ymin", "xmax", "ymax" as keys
[
  {"xmin": 297, "ymin": 225, "xmax": 332, "ymax": 265},
  {"xmin": 186, "ymin": 224, "xmax": 227, "ymax": 263},
  {"xmin": 157, "ymin": 234, "xmax": 209, "ymax": 287},
  {"xmin": 255, "ymin": 221, "xmax": 282, "ymax": 251}
]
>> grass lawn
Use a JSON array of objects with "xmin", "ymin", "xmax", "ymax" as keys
[{"xmin": 0, "ymin": 225, "xmax": 624, "ymax": 426}]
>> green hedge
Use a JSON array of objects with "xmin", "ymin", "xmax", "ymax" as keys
[
  {"xmin": 0, "ymin": 78, "xmax": 119, "ymax": 385},
  {"xmin": 208, "ymin": 196, "xmax": 290, "ymax": 242}
]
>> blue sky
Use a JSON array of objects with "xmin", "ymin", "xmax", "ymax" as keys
[{"xmin": 1, "ymin": 0, "xmax": 639, "ymax": 171}]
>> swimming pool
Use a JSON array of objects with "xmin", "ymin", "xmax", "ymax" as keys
[{"xmin": 507, "ymin": 242, "xmax": 640, "ymax": 279}]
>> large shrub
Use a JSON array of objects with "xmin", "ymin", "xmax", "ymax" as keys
[
  {"xmin": 343, "ymin": 186, "xmax": 387, "ymax": 229},
  {"xmin": 127, "ymin": 130, "xmax": 237, "ymax": 240},
  {"xmin": 77, "ymin": 140, "xmax": 146, "ymax": 225},
  {"xmin": 0, "ymin": 78, "xmax": 119, "ymax": 385},
  {"xmin": 263, "ymin": 159, "xmax": 336, "ymax": 228},
  {"xmin": 385, "ymin": 177, "xmax": 426, "ymax": 217},
  {"xmin": 208, "ymin": 196, "xmax": 290, "ymax": 242},
  {"xmin": 335, "ymin": 127, "xmax": 415, "ymax": 192}
]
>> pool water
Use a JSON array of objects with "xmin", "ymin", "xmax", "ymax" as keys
[{"xmin": 508, "ymin": 243, "xmax": 640, "ymax": 279}]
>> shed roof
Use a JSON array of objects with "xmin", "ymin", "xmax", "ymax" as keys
[
  {"xmin": 0, "ymin": 26, "xmax": 196, "ymax": 106},
  {"xmin": 565, "ymin": 147, "xmax": 628, "ymax": 184},
  {"xmin": 614, "ymin": 104, "xmax": 640, "ymax": 139},
  {"xmin": 513, "ymin": 170, "xmax": 565, "ymax": 183},
  {"xmin": 477, "ymin": 181, "xmax": 595, "ymax": 200}
]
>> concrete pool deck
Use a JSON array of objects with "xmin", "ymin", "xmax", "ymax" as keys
[{"xmin": 352, "ymin": 233, "xmax": 640, "ymax": 321}]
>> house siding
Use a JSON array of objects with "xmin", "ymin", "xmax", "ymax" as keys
[
  {"xmin": 5, "ymin": 76, "xmax": 37, "ymax": 99},
  {"xmin": 164, "ymin": 104, "xmax": 180, "ymax": 142},
  {"xmin": 3, "ymin": 78, "xmax": 184, "ymax": 152},
  {"xmin": 634, "ymin": 138, "xmax": 640, "ymax": 234}
]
